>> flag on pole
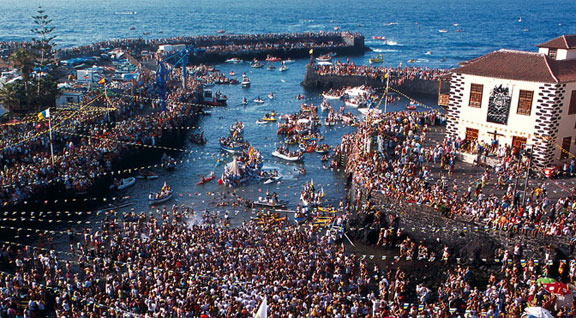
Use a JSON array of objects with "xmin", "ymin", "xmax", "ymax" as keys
[
  {"xmin": 384, "ymin": 72, "xmax": 389, "ymax": 79},
  {"xmin": 254, "ymin": 297, "xmax": 267, "ymax": 318},
  {"xmin": 98, "ymin": 77, "xmax": 106, "ymax": 85},
  {"xmin": 38, "ymin": 108, "xmax": 50, "ymax": 120}
]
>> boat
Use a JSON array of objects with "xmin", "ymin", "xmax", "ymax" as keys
[
  {"xmin": 251, "ymin": 62, "xmax": 264, "ymax": 68},
  {"xmin": 196, "ymin": 171, "xmax": 216, "ymax": 185},
  {"xmin": 136, "ymin": 169, "xmax": 159, "ymax": 179},
  {"xmin": 242, "ymin": 97, "xmax": 248, "ymax": 105},
  {"xmin": 406, "ymin": 103, "xmax": 418, "ymax": 110},
  {"xmin": 115, "ymin": 11, "xmax": 137, "ymax": 15},
  {"xmin": 358, "ymin": 107, "xmax": 383, "ymax": 115},
  {"xmin": 263, "ymin": 175, "xmax": 282, "ymax": 184},
  {"xmin": 217, "ymin": 29, "xmax": 226, "ymax": 33},
  {"xmin": 283, "ymin": 59, "xmax": 295, "ymax": 64},
  {"xmin": 322, "ymin": 92, "xmax": 343, "ymax": 100},
  {"xmin": 372, "ymin": 36, "xmax": 386, "ymax": 40},
  {"xmin": 189, "ymin": 132, "xmax": 207, "ymax": 145},
  {"xmin": 369, "ymin": 54, "xmax": 383, "ymax": 64},
  {"xmin": 317, "ymin": 206, "xmax": 338, "ymax": 213},
  {"xmin": 425, "ymin": 51, "xmax": 432, "ymax": 55},
  {"xmin": 299, "ymin": 143, "xmax": 316, "ymax": 153},
  {"xmin": 252, "ymin": 213, "xmax": 287, "ymax": 225},
  {"xmin": 230, "ymin": 71, "xmax": 235, "ymax": 76},
  {"xmin": 344, "ymin": 86, "xmax": 372, "ymax": 97},
  {"xmin": 278, "ymin": 63, "xmax": 288, "ymax": 72},
  {"xmin": 225, "ymin": 57, "xmax": 241, "ymax": 63},
  {"xmin": 315, "ymin": 144, "xmax": 331, "ymax": 154},
  {"xmin": 254, "ymin": 97, "xmax": 265, "ymax": 104},
  {"xmin": 268, "ymin": 93, "xmax": 274, "ymax": 99},
  {"xmin": 267, "ymin": 65, "xmax": 276, "ymax": 71},
  {"xmin": 260, "ymin": 116, "xmax": 276, "ymax": 122},
  {"xmin": 316, "ymin": 54, "xmax": 332, "ymax": 62},
  {"xmin": 220, "ymin": 142, "xmax": 245, "ymax": 154},
  {"xmin": 265, "ymin": 55, "xmax": 281, "ymax": 62},
  {"xmin": 438, "ymin": 29, "xmax": 448, "ymax": 33},
  {"xmin": 241, "ymin": 76, "xmax": 251, "ymax": 88},
  {"xmin": 253, "ymin": 198, "xmax": 288, "ymax": 209},
  {"xmin": 109, "ymin": 177, "xmax": 136, "ymax": 190},
  {"xmin": 407, "ymin": 59, "xmax": 415, "ymax": 63},
  {"xmin": 344, "ymin": 98, "xmax": 366, "ymax": 108},
  {"xmin": 148, "ymin": 190, "xmax": 173, "ymax": 205},
  {"xmin": 272, "ymin": 150, "xmax": 304, "ymax": 162}
]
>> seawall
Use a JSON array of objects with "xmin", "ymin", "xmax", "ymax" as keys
[
  {"xmin": 302, "ymin": 64, "xmax": 449, "ymax": 97},
  {"xmin": 347, "ymin": 180, "xmax": 573, "ymax": 262}
]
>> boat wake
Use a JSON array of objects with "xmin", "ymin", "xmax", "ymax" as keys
[
  {"xmin": 372, "ymin": 48, "xmax": 399, "ymax": 53},
  {"xmin": 385, "ymin": 22, "xmax": 399, "ymax": 26},
  {"xmin": 384, "ymin": 40, "xmax": 400, "ymax": 46}
]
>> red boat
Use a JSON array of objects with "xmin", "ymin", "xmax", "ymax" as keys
[
  {"xmin": 265, "ymin": 55, "xmax": 282, "ymax": 62},
  {"xmin": 196, "ymin": 172, "xmax": 216, "ymax": 185},
  {"xmin": 372, "ymin": 36, "xmax": 386, "ymax": 40}
]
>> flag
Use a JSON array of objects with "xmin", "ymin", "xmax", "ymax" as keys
[
  {"xmin": 84, "ymin": 75, "xmax": 89, "ymax": 79},
  {"xmin": 248, "ymin": 146, "xmax": 254, "ymax": 159},
  {"xmin": 309, "ymin": 48, "xmax": 313, "ymax": 55},
  {"xmin": 232, "ymin": 130, "xmax": 238, "ymax": 138},
  {"xmin": 254, "ymin": 297, "xmax": 267, "ymax": 318},
  {"xmin": 98, "ymin": 77, "xmax": 106, "ymax": 85},
  {"xmin": 37, "ymin": 108, "xmax": 50, "ymax": 120},
  {"xmin": 384, "ymin": 72, "xmax": 389, "ymax": 79}
]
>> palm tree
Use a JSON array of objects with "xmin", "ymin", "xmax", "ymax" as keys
[{"xmin": 0, "ymin": 82, "xmax": 24, "ymax": 113}]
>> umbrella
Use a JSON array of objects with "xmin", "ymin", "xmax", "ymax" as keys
[
  {"xmin": 536, "ymin": 277, "xmax": 556, "ymax": 285},
  {"xmin": 543, "ymin": 282, "xmax": 570, "ymax": 295},
  {"xmin": 524, "ymin": 307, "xmax": 554, "ymax": 318}
]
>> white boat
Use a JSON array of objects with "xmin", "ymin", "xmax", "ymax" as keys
[
  {"xmin": 344, "ymin": 86, "xmax": 371, "ymax": 98},
  {"xmin": 109, "ymin": 177, "xmax": 136, "ymax": 190},
  {"xmin": 225, "ymin": 57, "xmax": 241, "ymax": 63},
  {"xmin": 263, "ymin": 175, "xmax": 282, "ymax": 184},
  {"xmin": 344, "ymin": 98, "xmax": 366, "ymax": 108},
  {"xmin": 358, "ymin": 107, "xmax": 382, "ymax": 115},
  {"xmin": 254, "ymin": 98, "xmax": 265, "ymax": 104},
  {"xmin": 438, "ymin": 29, "xmax": 448, "ymax": 33},
  {"xmin": 322, "ymin": 92, "xmax": 342, "ymax": 100},
  {"xmin": 283, "ymin": 59, "xmax": 295, "ymax": 64},
  {"xmin": 148, "ymin": 191, "xmax": 173, "ymax": 205},
  {"xmin": 268, "ymin": 93, "xmax": 274, "ymax": 99},
  {"xmin": 320, "ymin": 100, "xmax": 330, "ymax": 112},
  {"xmin": 272, "ymin": 150, "xmax": 304, "ymax": 162},
  {"xmin": 279, "ymin": 65, "xmax": 288, "ymax": 72},
  {"xmin": 241, "ymin": 76, "xmax": 251, "ymax": 88}
]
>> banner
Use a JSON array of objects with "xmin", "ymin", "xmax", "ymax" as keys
[{"xmin": 486, "ymin": 84, "xmax": 512, "ymax": 125}]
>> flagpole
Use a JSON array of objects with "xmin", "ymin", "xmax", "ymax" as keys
[
  {"xmin": 48, "ymin": 114, "xmax": 54, "ymax": 167},
  {"xmin": 384, "ymin": 72, "xmax": 390, "ymax": 113}
]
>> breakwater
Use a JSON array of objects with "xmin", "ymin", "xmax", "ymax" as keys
[
  {"xmin": 347, "ymin": 180, "xmax": 574, "ymax": 262},
  {"xmin": 302, "ymin": 63, "xmax": 449, "ymax": 97},
  {"xmin": 55, "ymin": 31, "xmax": 367, "ymax": 64}
]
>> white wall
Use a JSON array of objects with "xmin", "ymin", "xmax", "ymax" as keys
[
  {"xmin": 554, "ymin": 82, "xmax": 576, "ymax": 161},
  {"xmin": 455, "ymin": 74, "xmax": 542, "ymax": 148}
]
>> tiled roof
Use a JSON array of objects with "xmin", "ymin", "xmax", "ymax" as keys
[{"xmin": 536, "ymin": 35, "xmax": 576, "ymax": 49}]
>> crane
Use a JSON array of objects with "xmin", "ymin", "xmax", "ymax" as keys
[{"xmin": 154, "ymin": 48, "xmax": 191, "ymax": 111}]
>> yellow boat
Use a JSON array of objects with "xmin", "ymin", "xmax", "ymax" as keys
[
  {"xmin": 369, "ymin": 54, "xmax": 383, "ymax": 64},
  {"xmin": 408, "ymin": 59, "xmax": 415, "ymax": 63},
  {"xmin": 317, "ymin": 206, "xmax": 337, "ymax": 213},
  {"xmin": 261, "ymin": 117, "xmax": 277, "ymax": 122}
]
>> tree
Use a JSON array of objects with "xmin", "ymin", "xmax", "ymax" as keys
[
  {"xmin": 31, "ymin": 6, "xmax": 56, "ymax": 71},
  {"xmin": 9, "ymin": 48, "xmax": 34, "ymax": 83}
]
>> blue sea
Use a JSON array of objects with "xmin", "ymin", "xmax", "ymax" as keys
[{"xmin": 0, "ymin": 0, "xmax": 574, "ymax": 227}]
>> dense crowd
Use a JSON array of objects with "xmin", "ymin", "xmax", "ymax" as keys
[
  {"xmin": 0, "ymin": 207, "xmax": 573, "ymax": 317},
  {"xmin": 314, "ymin": 62, "xmax": 448, "ymax": 86},
  {"xmin": 336, "ymin": 110, "xmax": 576, "ymax": 244}
]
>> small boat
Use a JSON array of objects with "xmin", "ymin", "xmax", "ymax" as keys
[
  {"xmin": 407, "ymin": 59, "xmax": 415, "ymax": 63},
  {"xmin": 217, "ymin": 29, "xmax": 226, "ymax": 33},
  {"xmin": 438, "ymin": 29, "xmax": 448, "ymax": 33},
  {"xmin": 225, "ymin": 57, "xmax": 241, "ymax": 64},
  {"xmin": 109, "ymin": 177, "xmax": 136, "ymax": 190},
  {"xmin": 272, "ymin": 150, "xmax": 304, "ymax": 162},
  {"xmin": 136, "ymin": 169, "xmax": 159, "ymax": 179},
  {"xmin": 425, "ymin": 51, "xmax": 432, "ymax": 55},
  {"xmin": 253, "ymin": 198, "xmax": 288, "ymax": 209},
  {"xmin": 316, "ymin": 54, "xmax": 332, "ymax": 62},
  {"xmin": 372, "ymin": 36, "xmax": 386, "ymax": 40},
  {"xmin": 369, "ymin": 54, "xmax": 383, "ymax": 64},
  {"xmin": 254, "ymin": 97, "xmax": 265, "ymax": 104},
  {"xmin": 241, "ymin": 76, "xmax": 251, "ymax": 88},
  {"xmin": 129, "ymin": 26, "xmax": 136, "ymax": 30},
  {"xmin": 320, "ymin": 100, "xmax": 330, "ymax": 112},
  {"xmin": 344, "ymin": 98, "xmax": 365, "ymax": 108},
  {"xmin": 242, "ymin": 97, "xmax": 248, "ymax": 105},
  {"xmin": 220, "ymin": 143, "xmax": 245, "ymax": 154},
  {"xmin": 322, "ymin": 92, "xmax": 342, "ymax": 100},
  {"xmin": 263, "ymin": 175, "xmax": 282, "ymax": 184},
  {"xmin": 196, "ymin": 172, "xmax": 216, "ymax": 185},
  {"xmin": 265, "ymin": 55, "xmax": 282, "ymax": 62},
  {"xmin": 358, "ymin": 107, "xmax": 382, "ymax": 115},
  {"xmin": 267, "ymin": 65, "xmax": 276, "ymax": 71},
  {"xmin": 406, "ymin": 103, "xmax": 418, "ymax": 110},
  {"xmin": 260, "ymin": 116, "xmax": 276, "ymax": 122},
  {"xmin": 278, "ymin": 64, "xmax": 288, "ymax": 72},
  {"xmin": 268, "ymin": 93, "xmax": 274, "ymax": 99},
  {"xmin": 315, "ymin": 144, "xmax": 331, "ymax": 154},
  {"xmin": 283, "ymin": 59, "xmax": 295, "ymax": 64},
  {"xmin": 230, "ymin": 71, "xmax": 235, "ymax": 76},
  {"xmin": 251, "ymin": 62, "xmax": 264, "ymax": 68},
  {"xmin": 143, "ymin": 32, "xmax": 150, "ymax": 35},
  {"xmin": 148, "ymin": 190, "xmax": 173, "ymax": 205},
  {"xmin": 294, "ymin": 214, "xmax": 308, "ymax": 224}
]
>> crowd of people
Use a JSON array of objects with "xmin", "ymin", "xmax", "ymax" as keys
[
  {"xmin": 0, "ymin": 205, "xmax": 573, "ymax": 317},
  {"xmin": 313, "ymin": 61, "xmax": 448, "ymax": 87}
]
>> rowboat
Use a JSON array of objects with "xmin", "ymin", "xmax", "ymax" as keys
[
  {"xmin": 220, "ymin": 143, "xmax": 245, "ymax": 154},
  {"xmin": 272, "ymin": 150, "xmax": 304, "ymax": 162},
  {"xmin": 316, "ymin": 54, "xmax": 332, "ymax": 62},
  {"xmin": 225, "ymin": 57, "xmax": 241, "ymax": 63},
  {"xmin": 315, "ymin": 144, "xmax": 331, "ymax": 154},
  {"xmin": 251, "ymin": 62, "xmax": 264, "ymax": 68},
  {"xmin": 294, "ymin": 215, "xmax": 308, "ymax": 224},
  {"xmin": 265, "ymin": 55, "xmax": 281, "ymax": 62},
  {"xmin": 372, "ymin": 36, "xmax": 386, "ymax": 40},
  {"xmin": 322, "ymin": 92, "xmax": 343, "ymax": 100},
  {"xmin": 109, "ymin": 177, "xmax": 136, "ymax": 190},
  {"xmin": 196, "ymin": 171, "xmax": 216, "ymax": 185},
  {"xmin": 263, "ymin": 175, "xmax": 282, "ymax": 184},
  {"xmin": 260, "ymin": 116, "xmax": 276, "ymax": 122},
  {"xmin": 254, "ymin": 98, "xmax": 265, "ymax": 104},
  {"xmin": 344, "ymin": 99, "xmax": 366, "ymax": 108},
  {"xmin": 279, "ymin": 65, "xmax": 288, "ymax": 72},
  {"xmin": 148, "ymin": 191, "xmax": 173, "ymax": 205},
  {"xmin": 369, "ymin": 54, "xmax": 383, "ymax": 64}
]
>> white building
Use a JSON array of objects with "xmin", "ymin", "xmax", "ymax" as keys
[{"xmin": 446, "ymin": 35, "xmax": 576, "ymax": 166}]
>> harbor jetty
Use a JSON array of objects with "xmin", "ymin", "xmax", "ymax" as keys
[
  {"xmin": 55, "ymin": 31, "xmax": 367, "ymax": 63},
  {"xmin": 302, "ymin": 62, "xmax": 450, "ymax": 97}
]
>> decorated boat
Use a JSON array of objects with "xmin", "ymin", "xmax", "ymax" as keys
[
  {"xmin": 109, "ymin": 177, "xmax": 136, "ymax": 191},
  {"xmin": 369, "ymin": 54, "xmax": 383, "ymax": 64},
  {"xmin": 253, "ymin": 197, "xmax": 288, "ymax": 209},
  {"xmin": 272, "ymin": 149, "xmax": 304, "ymax": 162}
]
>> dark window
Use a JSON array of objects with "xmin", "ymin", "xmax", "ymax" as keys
[
  {"xmin": 469, "ymin": 84, "xmax": 483, "ymax": 108},
  {"xmin": 561, "ymin": 136, "xmax": 571, "ymax": 160},
  {"xmin": 549, "ymin": 48, "xmax": 557, "ymax": 59},
  {"xmin": 569, "ymin": 90, "xmax": 576, "ymax": 115},
  {"xmin": 517, "ymin": 90, "xmax": 533, "ymax": 115}
]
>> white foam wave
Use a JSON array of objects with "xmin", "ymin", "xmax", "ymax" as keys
[
  {"xmin": 385, "ymin": 40, "xmax": 399, "ymax": 46},
  {"xmin": 372, "ymin": 48, "xmax": 399, "ymax": 53}
]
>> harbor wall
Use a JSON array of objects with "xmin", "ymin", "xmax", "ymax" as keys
[
  {"xmin": 302, "ymin": 64, "xmax": 449, "ymax": 97},
  {"xmin": 347, "ymin": 179, "xmax": 574, "ymax": 262}
]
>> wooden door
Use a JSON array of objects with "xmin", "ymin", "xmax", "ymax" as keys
[
  {"xmin": 560, "ymin": 136, "xmax": 572, "ymax": 160},
  {"xmin": 465, "ymin": 128, "xmax": 479, "ymax": 141},
  {"xmin": 512, "ymin": 136, "xmax": 527, "ymax": 150}
]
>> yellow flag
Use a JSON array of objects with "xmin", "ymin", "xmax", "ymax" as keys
[{"xmin": 309, "ymin": 48, "xmax": 313, "ymax": 55}]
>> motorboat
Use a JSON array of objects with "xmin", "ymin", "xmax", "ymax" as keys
[
  {"xmin": 196, "ymin": 171, "xmax": 216, "ymax": 185},
  {"xmin": 241, "ymin": 76, "xmax": 251, "ymax": 88},
  {"xmin": 369, "ymin": 54, "xmax": 383, "ymax": 64},
  {"xmin": 372, "ymin": 36, "xmax": 386, "ymax": 40},
  {"xmin": 322, "ymin": 91, "xmax": 343, "ymax": 100},
  {"xmin": 251, "ymin": 62, "xmax": 264, "ymax": 68},
  {"xmin": 344, "ymin": 98, "xmax": 366, "ymax": 108},
  {"xmin": 316, "ymin": 54, "xmax": 332, "ymax": 62},
  {"xmin": 254, "ymin": 97, "xmax": 265, "ymax": 104},
  {"xmin": 225, "ymin": 57, "xmax": 241, "ymax": 63},
  {"xmin": 136, "ymin": 169, "xmax": 159, "ymax": 179},
  {"xmin": 109, "ymin": 177, "xmax": 136, "ymax": 190},
  {"xmin": 278, "ymin": 64, "xmax": 288, "ymax": 72},
  {"xmin": 263, "ymin": 175, "xmax": 282, "ymax": 184},
  {"xmin": 253, "ymin": 197, "xmax": 288, "ymax": 209},
  {"xmin": 272, "ymin": 150, "xmax": 304, "ymax": 162},
  {"xmin": 283, "ymin": 59, "xmax": 295, "ymax": 64},
  {"xmin": 320, "ymin": 100, "xmax": 330, "ymax": 112}
]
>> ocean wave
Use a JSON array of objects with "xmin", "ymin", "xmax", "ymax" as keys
[
  {"xmin": 385, "ymin": 22, "xmax": 399, "ymax": 26},
  {"xmin": 372, "ymin": 48, "xmax": 399, "ymax": 53},
  {"xmin": 385, "ymin": 40, "xmax": 400, "ymax": 46}
]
